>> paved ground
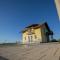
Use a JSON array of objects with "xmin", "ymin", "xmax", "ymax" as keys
[{"xmin": 0, "ymin": 43, "xmax": 60, "ymax": 60}]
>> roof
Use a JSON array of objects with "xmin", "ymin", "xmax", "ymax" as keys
[
  {"xmin": 26, "ymin": 24, "xmax": 39, "ymax": 28},
  {"xmin": 21, "ymin": 22, "xmax": 53, "ymax": 34}
]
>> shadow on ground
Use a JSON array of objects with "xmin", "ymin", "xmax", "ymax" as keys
[
  {"xmin": 0, "ymin": 56, "xmax": 8, "ymax": 60},
  {"xmin": 59, "ymin": 56, "xmax": 60, "ymax": 60}
]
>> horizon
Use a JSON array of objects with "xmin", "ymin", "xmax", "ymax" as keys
[{"xmin": 0, "ymin": 0, "xmax": 60, "ymax": 43}]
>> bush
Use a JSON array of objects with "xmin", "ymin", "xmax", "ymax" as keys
[
  {"xmin": 50, "ymin": 39, "xmax": 58, "ymax": 42},
  {"xmin": 58, "ymin": 39, "xmax": 60, "ymax": 43}
]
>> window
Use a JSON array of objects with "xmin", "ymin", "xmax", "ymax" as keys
[
  {"xmin": 25, "ymin": 37, "xmax": 26, "ymax": 40},
  {"xmin": 28, "ymin": 36, "xmax": 30, "ymax": 42},
  {"xmin": 35, "ymin": 35, "xmax": 37, "ymax": 39},
  {"xmin": 31, "ymin": 36, "xmax": 33, "ymax": 42}
]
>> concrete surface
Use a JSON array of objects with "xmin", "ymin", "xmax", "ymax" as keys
[{"xmin": 0, "ymin": 43, "xmax": 60, "ymax": 60}]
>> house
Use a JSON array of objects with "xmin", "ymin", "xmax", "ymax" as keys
[{"xmin": 22, "ymin": 22, "xmax": 53, "ymax": 44}]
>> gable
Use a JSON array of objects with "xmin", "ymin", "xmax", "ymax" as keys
[{"xmin": 43, "ymin": 23, "xmax": 53, "ymax": 35}]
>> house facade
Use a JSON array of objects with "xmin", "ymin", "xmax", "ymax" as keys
[{"xmin": 22, "ymin": 22, "xmax": 53, "ymax": 44}]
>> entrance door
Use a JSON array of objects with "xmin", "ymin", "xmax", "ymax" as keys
[{"xmin": 28, "ymin": 35, "xmax": 33, "ymax": 43}]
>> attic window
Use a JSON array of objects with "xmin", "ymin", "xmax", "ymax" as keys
[{"xmin": 27, "ymin": 28, "xmax": 35, "ymax": 35}]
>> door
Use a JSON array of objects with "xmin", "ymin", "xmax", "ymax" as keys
[{"xmin": 28, "ymin": 35, "xmax": 33, "ymax": 43}]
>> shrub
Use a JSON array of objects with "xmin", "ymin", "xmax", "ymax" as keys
[
  {"xmin": 58, "ymin": 39, "xmax": 60, "ymax": 43},
  {"xmin": 50, "ymin": 39, "xmax": 58, "ymax": 42}
]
